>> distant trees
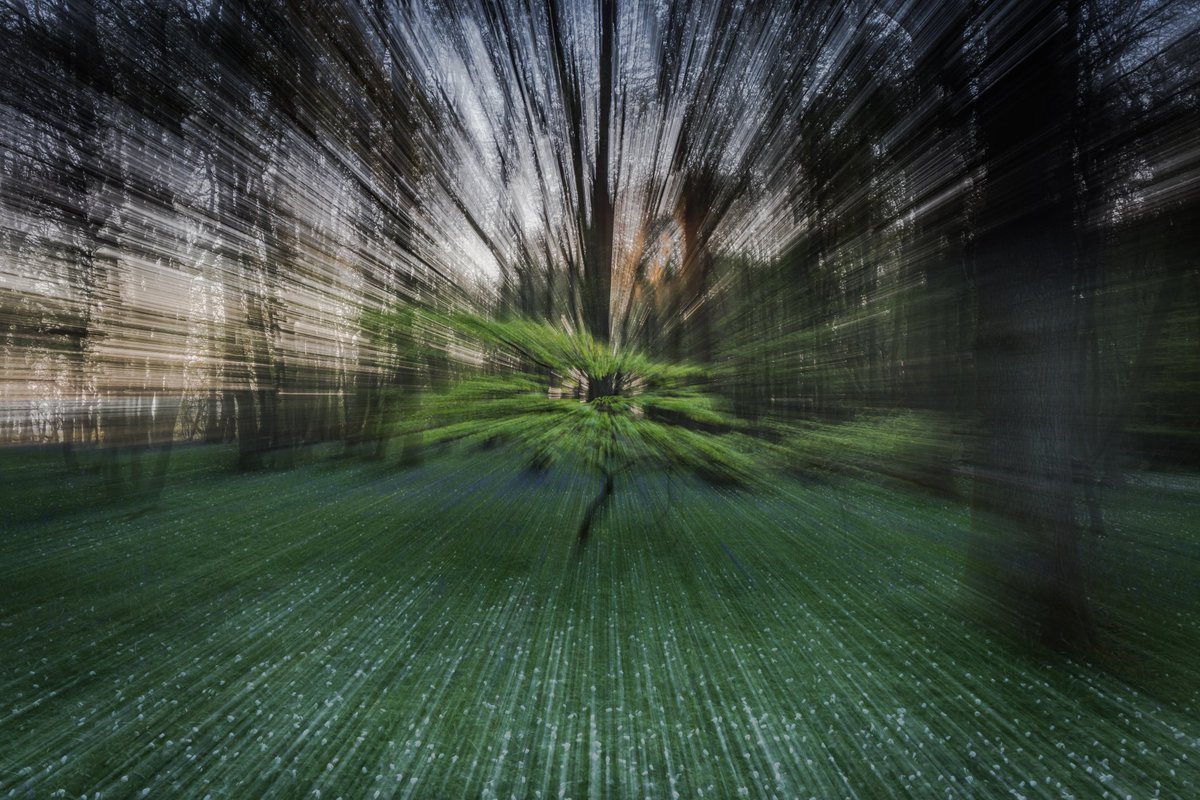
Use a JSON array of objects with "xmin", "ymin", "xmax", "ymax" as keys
[
  {"xmin": 1, "ymin": 0, "xmax": 178, "ymax": 497},
  {"xmin": 0, "ymin": 0, "xmax": 444, "ymax": 468},
  {"xmin": 961, "ymin": 0, "xmax": 1200, "ymax": 647},
  {"xmin": 420, "ymin": 1, "xmax": 792, "ymax": 369},
  {"xmin": 701, "ymin": 0, "xmax": 1199, "ymax": 646}
]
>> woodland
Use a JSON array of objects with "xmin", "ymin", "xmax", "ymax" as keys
[{"xmin": 1, "ymin": 1, "xmax": 1198, "ymax": 797}]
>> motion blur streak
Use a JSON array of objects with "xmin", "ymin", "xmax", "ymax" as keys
[
  {"xmin": 1, "ymin": 0, "xmax": 1198, "ymax": 797},
  {"xmin": 2, "ymin": 1, "xmax": 1197, "ymax": 453}
]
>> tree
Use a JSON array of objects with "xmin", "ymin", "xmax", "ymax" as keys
[
  {"xmin": 967, "ymin": 0, "xmax": 1095, "ymax": 648},
  {"xmin": 380, "ymin": 309, "xmax": 760, "ymax": 542}
]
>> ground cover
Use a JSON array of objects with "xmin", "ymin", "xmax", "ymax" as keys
[{"xmin": 1, "ymin": 447, "xmax": 1197, "ymax": 798}]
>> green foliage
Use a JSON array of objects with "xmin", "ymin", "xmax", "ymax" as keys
[
  {"xmin": 379, "ymin": 309, "xmax": 761, "ymax": 487},
  {"xmin": 771, "ymin": 410, "xmax": 960, "ymax": 495},
  {"xmin": 362, "ymin": 307, "xmax": 965, "ymax": 497}
]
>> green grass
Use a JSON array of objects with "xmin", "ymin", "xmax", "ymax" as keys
[{"xmin": 1, "ymin": 446, "xmax": 1197, "ymax": 798}]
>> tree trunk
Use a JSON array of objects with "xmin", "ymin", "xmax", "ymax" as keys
[
  {"xmin": 236, "ymin": 389, "xmax": 262, "ymax": 470},
  {"xmin": 577, "ymin": 471, "xmax": 614, "ymax": 542},
  {"xmin": 969, "ymin": 1, "xmax": 1096, "ymax": 648},
  {"xmin": 586, "ymin": 373, "xmax": 619, "ymax": 401},
  {"xmin": 676, "ymin": 170, "xmax": 715, "ymax": 363},
  {"xmin": 583, "ymin": 0, "xmax": 616, "ymax": 343}
]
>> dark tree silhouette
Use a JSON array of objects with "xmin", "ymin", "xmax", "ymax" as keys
[{"xmin": 968, "ymin": 0, "xmax": 1095, "ymax": 647}]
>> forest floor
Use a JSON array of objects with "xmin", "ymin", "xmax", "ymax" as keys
[{"xmin": 1, "ymin": 444, "xmax": 1198, "ymax": 798}]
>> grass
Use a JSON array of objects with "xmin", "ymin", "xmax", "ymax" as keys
[{"xmin": 1, "ymin": 444, "xmax": 1198, "ymax": 798}]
